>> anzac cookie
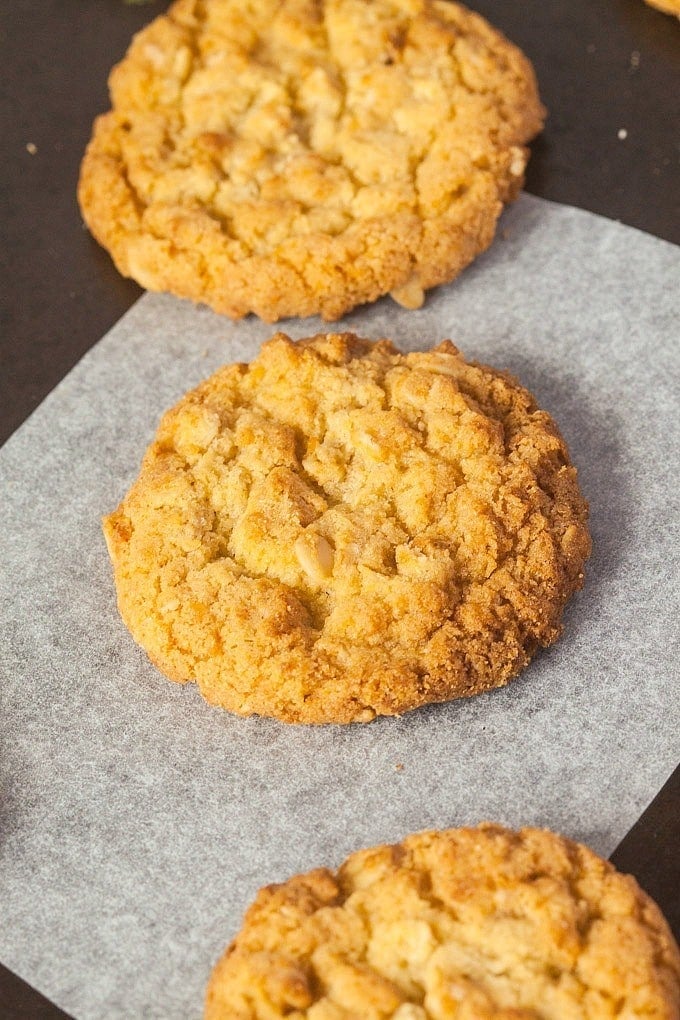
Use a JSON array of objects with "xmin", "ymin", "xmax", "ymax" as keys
[
  {"xmin": 205, "ymin": 823, "xmax": 680, "ymax": 1019},
  {"xmin": 103, "ymin": 333, "xmax": 590, "ymax": 724},
  {"xmin": 644, "ymin": 0, "xmax": 680, "ymax": 14},
  {"xmin": 78, "ymin": 0, "xmax": 544, "ymax": 322}
]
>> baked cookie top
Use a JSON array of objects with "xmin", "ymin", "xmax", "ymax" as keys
[
  {"xmin": 103, "ymin": 333, "xmax": 590, "ymax": 724},
  {"xmin": 205, "ymin": 823, "xmax": 680, "ymax": 1019},
  {"xmin": 78, "ymin": 0, "xmax": 544, "ymax": 322}
]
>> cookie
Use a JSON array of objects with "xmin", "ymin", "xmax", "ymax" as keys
[
  {"xmin": 205, "ymin": 823, "xmax": 680, "ymax": 1019},
  {"xmin": 78, "ymin": 0, "xmax": 544, "ymax": 322},
  {"xmin": 103, "ymin": 333, "xmax": 590, "ymax": 724},
  {"xmin": 644, "ymin": 0, "xmax": 680, "ymax": 14}
]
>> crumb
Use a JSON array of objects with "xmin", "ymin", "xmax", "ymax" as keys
[
  {"xmin": 395, "ymin": 763, "xmax": 404, "ymax": 772},
  {"xmin": 26, "ymin": 142, "xmax": 37, "ymax": 155},
  {"xmin": 618, "ymin": 128, "xmax": 628, "ymax": 140}
]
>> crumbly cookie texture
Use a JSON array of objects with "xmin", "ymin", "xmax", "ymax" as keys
[
  {"xmin": 644, "ymin": 0, "xmax": 680, "ymax": 14},
  {"xmin": 205, "ymin": 824, "xmax": 680, "ymax": 1019},
  {"xmin": 78, "ymin": 0, "xmax": 544, "ymax": 322},
  {"xmin": 103, "ymin": 333, "xmax": 590, "ymax": 724}
]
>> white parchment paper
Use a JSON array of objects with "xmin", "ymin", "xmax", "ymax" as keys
[{"xmin": 1, "ymin": 195, "xmax": 679, "ymax": 1019}]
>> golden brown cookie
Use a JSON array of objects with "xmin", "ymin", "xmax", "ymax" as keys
[
  {"xmin": 644, "ymin": 0, "xmax": 680, "ymax": 15},
  {"xmin": 78, "ymin": 0, "xmax": 544, "ymax": 322},
  {"xmin": 205, "ymin": 823, "xmax": 680, "ymax": 1019},
  {"xmin": 103, "ymin": 333, "xmax": 590, "ymax": 724}
]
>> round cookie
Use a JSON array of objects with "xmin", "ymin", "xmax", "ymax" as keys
[
  {"xmin": 205, "ymin": 823, "xmax": 680, "ymax": 1019},
  {"xmin": 78, "ymin": 0, "xmax": 545, "ymax": 322},
  {"xmin": 103, "ymin": 333, "xmax": 590, "ymax": 724}
]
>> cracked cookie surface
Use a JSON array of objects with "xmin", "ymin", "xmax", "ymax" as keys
[
  {"xmin": 78, "ymin": 0, "xmax": 544, "ymax": 322},
  {"xmin": 103, "ymin": 333, "xmax": 590, "ymax": 724},
  {"xmin": 205, "ymin": 824, "xmax": 680, "ymax": 1019}
]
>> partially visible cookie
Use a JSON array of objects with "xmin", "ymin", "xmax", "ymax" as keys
[
  {"xmin": 103, "ymin": 332, "xmax": 590, "ymax": 724},
  {"xmin": 644, "ymin": 0, "xmax": 680, "ymax": 14},
  {"xmin": 78, "ymin": 0, "xmax": 544, "ymax": 322},
  {"xmin": 205, "ymin": 823, "xmax": 680, "ymax": 1019}
]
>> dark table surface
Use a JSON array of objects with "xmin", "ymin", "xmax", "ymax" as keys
[{"xmin": 1, "ymin": 1, "xmax": 678, "ymax": 1016}]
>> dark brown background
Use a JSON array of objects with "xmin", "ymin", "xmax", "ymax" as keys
[{"xmin": 1, "ymin": 1, "xmax": 678, "ymax": 1016}]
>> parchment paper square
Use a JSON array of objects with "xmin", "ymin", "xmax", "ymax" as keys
[{"xmin": 1, "ymin": 196, "xmax": 678, "ymax": 1019}]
